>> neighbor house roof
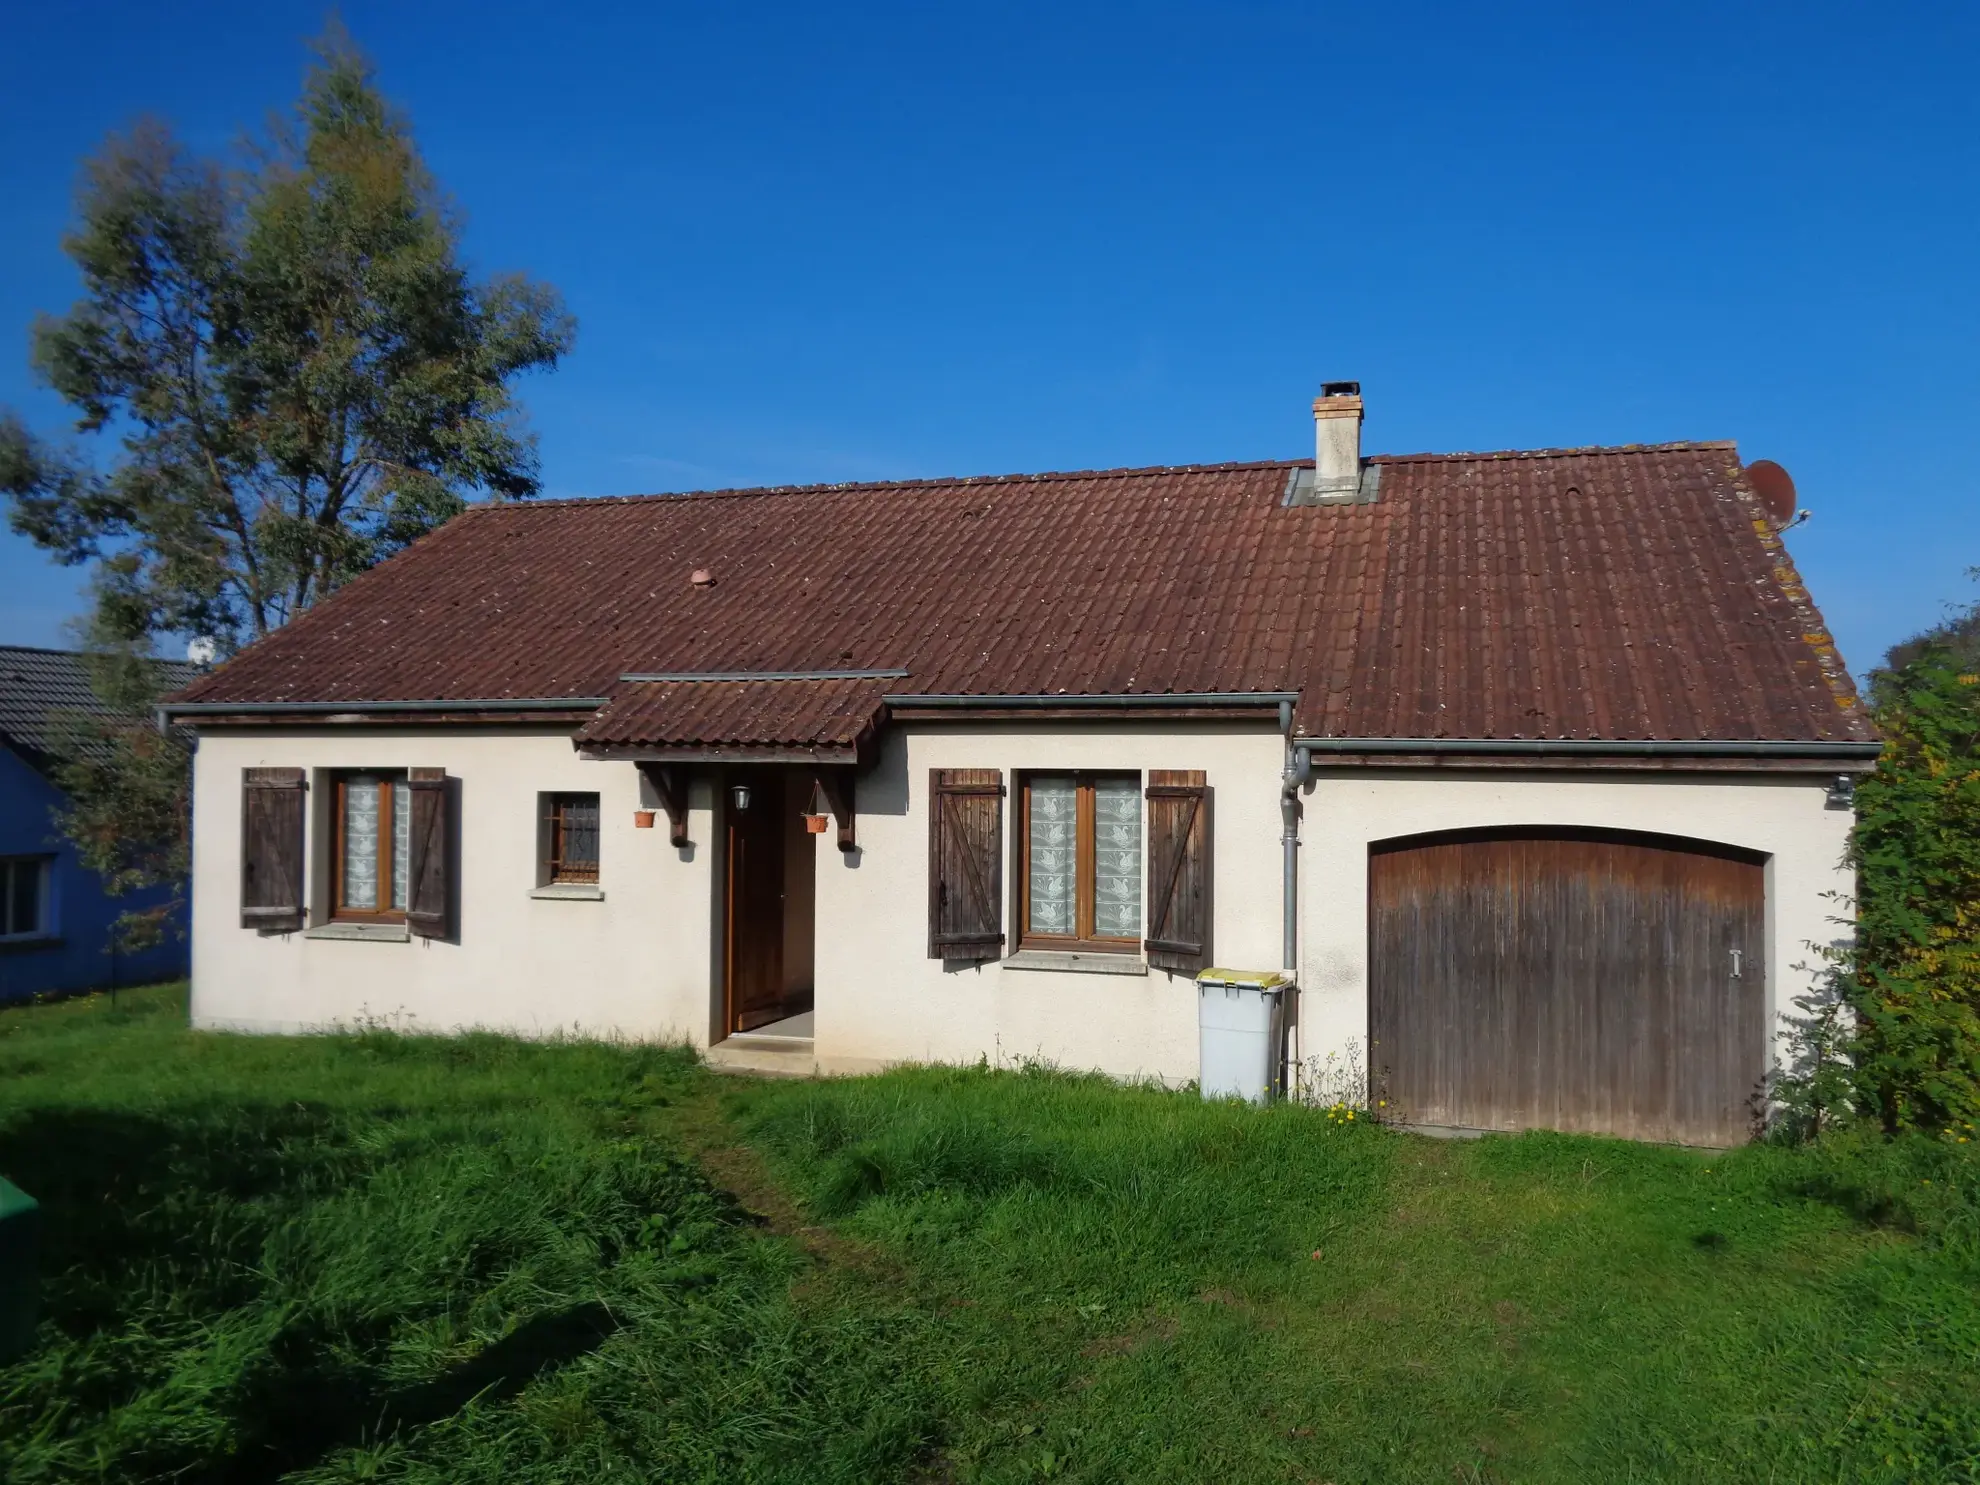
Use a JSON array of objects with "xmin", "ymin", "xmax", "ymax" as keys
[
  {"xmin": 0, "ymin": 645, "xmax": 201, "ymax": 776},
  {"xmin": 164, "ymin": 441, "xmax": 1872, "ymax": 757}
]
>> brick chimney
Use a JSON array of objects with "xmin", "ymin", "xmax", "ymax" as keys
[{"xmin": 1312, "ymin": 381, "xmax": 1363, "ymax": 498}]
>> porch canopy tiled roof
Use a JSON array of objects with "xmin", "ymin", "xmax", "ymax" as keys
[
  {"xmin": 165, "ymin": 442, "xmax": 1874, "ymax": 756},
  {"xmin": 577, "ymin": 674, "xmax": 899, "ymax": 761}
]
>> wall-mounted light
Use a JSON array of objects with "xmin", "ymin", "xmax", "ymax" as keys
[{"xmin": 731, "ymin": 784, "xmax": 752, "ymax": 813}]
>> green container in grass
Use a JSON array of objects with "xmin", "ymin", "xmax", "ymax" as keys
[{"xmin": 0, "ymin": 1176, "xmax": 39, "ymax": 1363}]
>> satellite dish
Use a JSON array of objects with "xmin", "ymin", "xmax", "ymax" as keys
[
  {"xmin": 186, "ymin": 636, "xmax": 218, "ymax": 667},
  {"xmin": 1745, "ymin": 460, "xmax": 1798, "ymax": 526}
]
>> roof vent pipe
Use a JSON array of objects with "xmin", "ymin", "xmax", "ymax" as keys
[{"xmin": 1313, "ymin": 381, "xmax": 1363, "ymax": 500}]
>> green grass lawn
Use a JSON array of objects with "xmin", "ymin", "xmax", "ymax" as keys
[{"xmin": 0, "ymin": 985, "xmax": 1975, "ymax": 1483}]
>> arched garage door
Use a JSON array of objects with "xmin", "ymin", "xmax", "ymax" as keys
[{"xmin": 1369, "ymin": 828, "xmax": 1766, "ymax": 1147}]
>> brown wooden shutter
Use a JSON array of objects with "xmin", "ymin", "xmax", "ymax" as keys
[
  {"xmin": 406, "ymin": 768, "xmax": 451, "ymax": 939},
  {"xmin": 1144, "ymin": 770, "xmax": 1211, "ymax": 973},
  {"xmin": 928, "ymin": 768, "xmax": 1004, "ymax": 961},
  {"xmin": 240, "ymin": 768, "xmax": 305, "ymax": 931}
]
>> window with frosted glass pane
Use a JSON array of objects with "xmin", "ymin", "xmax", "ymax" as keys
[
  {"xmin": 1091, "ymin": 778, "xmax": 1142, "ymax": 938},
  {"xmin": 1021, "ymin": 772, "xmax": 1143, "ymax": 948},
  {"xmin": 343, "ymin": 778, "xmax": 382, "ymax": 909},
  {"xmin": 336, "ymin": 772, "xmax": 407, "ymax": 916},
  {"xmin": 390, "ymin": 785, "xmax": 410, "ymax": 912},
  {"xmin": 1027, "ymin": 776, "xmax": 1077, "ymax": 936}
]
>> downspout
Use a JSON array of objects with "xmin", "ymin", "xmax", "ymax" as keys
[
  {"xmin": 1281, "ymin": 705, "xmax": 1312, "ymax": 1101},
  {"xmin": 1279, "ymin": 702, "xmax": 1310, "ymax": 977}
]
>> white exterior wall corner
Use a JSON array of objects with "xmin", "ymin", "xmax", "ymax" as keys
[
  {"xmin": 817, "ymin": 722, "xmax": 1285, "ymax": 1082},
  {"xmin": 189, "ymin": 728, "xmax": 718, "ymax": 1041},
  {"xmin": 1292, "ymin": 767, "xmax": 1855, "ymax": 1098}
]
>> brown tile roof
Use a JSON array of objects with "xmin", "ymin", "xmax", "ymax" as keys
[
  {"xmin": 577, "ymin": 675, "xmax": 895, "ymax": 758},
  {"xmin": 0, "ymin": 645, "xmax": 201, "ymax": 774},
  {"xmin": 168, "ymin": 441, "xmax": 1872, "ymax": 747}
]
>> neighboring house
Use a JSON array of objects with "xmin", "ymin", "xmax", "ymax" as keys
[
  {"xmin": 162, "ymin": 386, "xmax": 1878, "ymax": 1145},
  {"xmin": 0, "ymin": 645, "xmax": 197, "ymax": 1001}
]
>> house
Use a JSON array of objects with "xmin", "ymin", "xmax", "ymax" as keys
[
  {"xmin": 161, "ymin": 386, "xmax": 1877, "ymax": 1145},
  {"xmin": 0, "ymin": 645, "xmax": 197, "ymax": 1001}
]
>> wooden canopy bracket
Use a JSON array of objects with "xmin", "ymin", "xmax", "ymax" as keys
[
  {"xmin": 636, "ymin": 762, "xmax": 690, "ymax": 846},
  {"xmin": 813, "ymin": 768, "xmax": 856, "ymax": 852}
]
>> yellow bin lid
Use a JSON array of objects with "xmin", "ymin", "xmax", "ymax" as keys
[{"xmin": 1195, "ymin": 968, "xmax": 1291, "ymax": 989}]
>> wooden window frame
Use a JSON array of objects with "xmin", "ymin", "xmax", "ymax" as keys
[
  {"xmin": 543, "ymin": 792, "xmax": 601, "ymax": 885},
  {"xmin": 1, "ymin": 856, "xmax": 50, "ymax": 940},
  {"xmin": 331, "ymin": 771, "xmax": 407, "ymax": 922},
  {"xmin": 1017, "ymin": 771, "xmax": 1142, "ymax": 954}
]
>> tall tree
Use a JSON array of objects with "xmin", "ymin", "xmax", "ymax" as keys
[
  {"xmin": 3, "ymin": 26, "xmax": 575, "ymax": 651},
  {"xmin": 1876, "ymin": 570, "xmax": 1980, "ymax": 703},
  {"xmin": 1, "ymin": 28, "xmax": 574, "ymax": 947}
]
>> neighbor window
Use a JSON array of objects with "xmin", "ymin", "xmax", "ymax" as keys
[
  {"xmin": 333, "ymin": 771, "xmax": 410, "ymax": 919},
  {"xmin": 542, "ymin": 793, "xmax": 601, "ymax": 884},
  {"xmin": 1019, "ymin": 773, "xmax": 1142, "ymax": 951},
  {"xmin": 1, "ymin": 857, "xmax": 50, "ymax": 939}
]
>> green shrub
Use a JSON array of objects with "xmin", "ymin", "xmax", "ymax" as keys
[{"xmin": 1844, "ymin": 648, "xmax": 1980, "ymax": 1132}]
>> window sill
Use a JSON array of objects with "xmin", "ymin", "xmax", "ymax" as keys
[
  {"xmin": 529, "ymin": 883, "xmax": 605, "ymax": 901},
  {"xmin": 303, "ymin": 922, "xmax": 411, "ymax": 943},
  {"xmin": 0, "ymin": 933, "xmax": 61, "ymax": 953},
  {"xmin": 1002, "ymin": 949, "xmax": 1148, "ymax": 977}
]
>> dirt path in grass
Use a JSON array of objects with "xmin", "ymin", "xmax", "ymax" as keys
[{"xmin": 660, "ymin": 1074, "xmax": 910, "ymax": 1286}]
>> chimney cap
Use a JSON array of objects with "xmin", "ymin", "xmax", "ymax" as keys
[{"xmin": 1319, "ymin": 380, "xmax": 1361, "ymax": 398}]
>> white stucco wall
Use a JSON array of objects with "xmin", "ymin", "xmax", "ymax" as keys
[
  {"xmin": 188, "ymin": 724, "xmax": 1856, "ymax": 1104},
  {"xmin": 189, "ymin": 728, "xmax": 718, "ymax": 1039},
  {"xmin": 1292, "ymin": 767, "xmax": 1855, "ymax": 1095},
  {"xmin": 815, "ymin": 722, "xmax": 1286, "ymax": 1080}
]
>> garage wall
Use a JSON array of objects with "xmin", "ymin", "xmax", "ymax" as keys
[
  {"xmin": 1295, "ymin": 768, "xmax": 1854, "ymax": 1095},
  {"xmin": 190, "ymin": 728, "xmax": 716, "ymax": 1040}
]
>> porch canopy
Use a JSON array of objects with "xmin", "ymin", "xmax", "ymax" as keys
[{"xmin": 573, "ymin": 670, "xmax": 902, "ymax": 763}]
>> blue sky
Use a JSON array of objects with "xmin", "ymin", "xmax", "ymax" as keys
[{"xmin": 2, "ymin": 1, "xmax": 1975, "ymax": 675}]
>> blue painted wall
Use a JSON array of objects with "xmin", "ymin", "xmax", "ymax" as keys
[{"xmin": 0, "ymin": 744, "xmax": 187, "ymax": 1002}]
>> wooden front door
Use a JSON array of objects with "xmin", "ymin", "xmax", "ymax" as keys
[
  {"xmin": 725, "ymin": 785, "xmax": 786, "ymax": 1033},
  {"xmin": 1369, "ymin": 828, "xmax": 1766, "ymax": 1146}
]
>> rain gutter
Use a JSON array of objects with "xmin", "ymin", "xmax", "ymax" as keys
[
  {"xmin": 1292, "ymin": 737, "xmax": 1883, "ymax": 759},
  {"xmin": 882, "ymin": 692, "xmax": 1299, "ymax": 708}
]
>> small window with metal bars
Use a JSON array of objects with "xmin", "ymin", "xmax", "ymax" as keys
[{"xmin": 543, "ymin": 793, "xmax": 601, "ymax": 884}]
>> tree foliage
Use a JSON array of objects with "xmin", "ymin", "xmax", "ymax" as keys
[
  {"xmin": 0, "ymin": 28, "xmax": 573, "ymax": 948},
  {"xmin": 1875, "ymin": 569, "xmax": 1980, "ymax": 702},
  {"xmin": 2, "ymin": 26, "xmax": 574, "ymax": 651},
  {"xmin": 1840, "ymin": 648, "xmax": 1980, "ymax": 1132},
  {"xmin": 41, "ymin": 637, "xmax": 197, "ymax": 952}
]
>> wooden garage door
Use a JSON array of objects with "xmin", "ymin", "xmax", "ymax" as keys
[{"xmin": 1369, "ymin": 828, "xmax": 1765, "ymax": 1146}]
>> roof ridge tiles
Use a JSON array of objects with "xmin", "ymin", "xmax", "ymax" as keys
[
  {"xmin": 470, "ymin": 442, "xmax": 1741, "ymax": 514},
  {"xmin": 477, "ymin": 459, "xmax": 1303, "ymax": 512},
  {"xmin": 1371, "ymin": 440, "xmax": 1737, "ymax": 465}
]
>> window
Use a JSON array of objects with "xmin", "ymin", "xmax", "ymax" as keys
[
  {"xmin": 1, "ymin": 857, "xmax": 49, "ymax": 939},
  {"xmin": 1019, "ymin": 773, "xmax": 1142, "ymax": 951},
  {"xmin": 333, "ymin": 772, "xmax": 410, "ymax": 919},
  {"xmin": 543, "ymin": 793, "xmax": 600, "ymax": 884}
]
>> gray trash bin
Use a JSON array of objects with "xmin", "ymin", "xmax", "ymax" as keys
[{"xmin": 1197, "ymin": 969, "xmax": 1290, "ymax": 1103}]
